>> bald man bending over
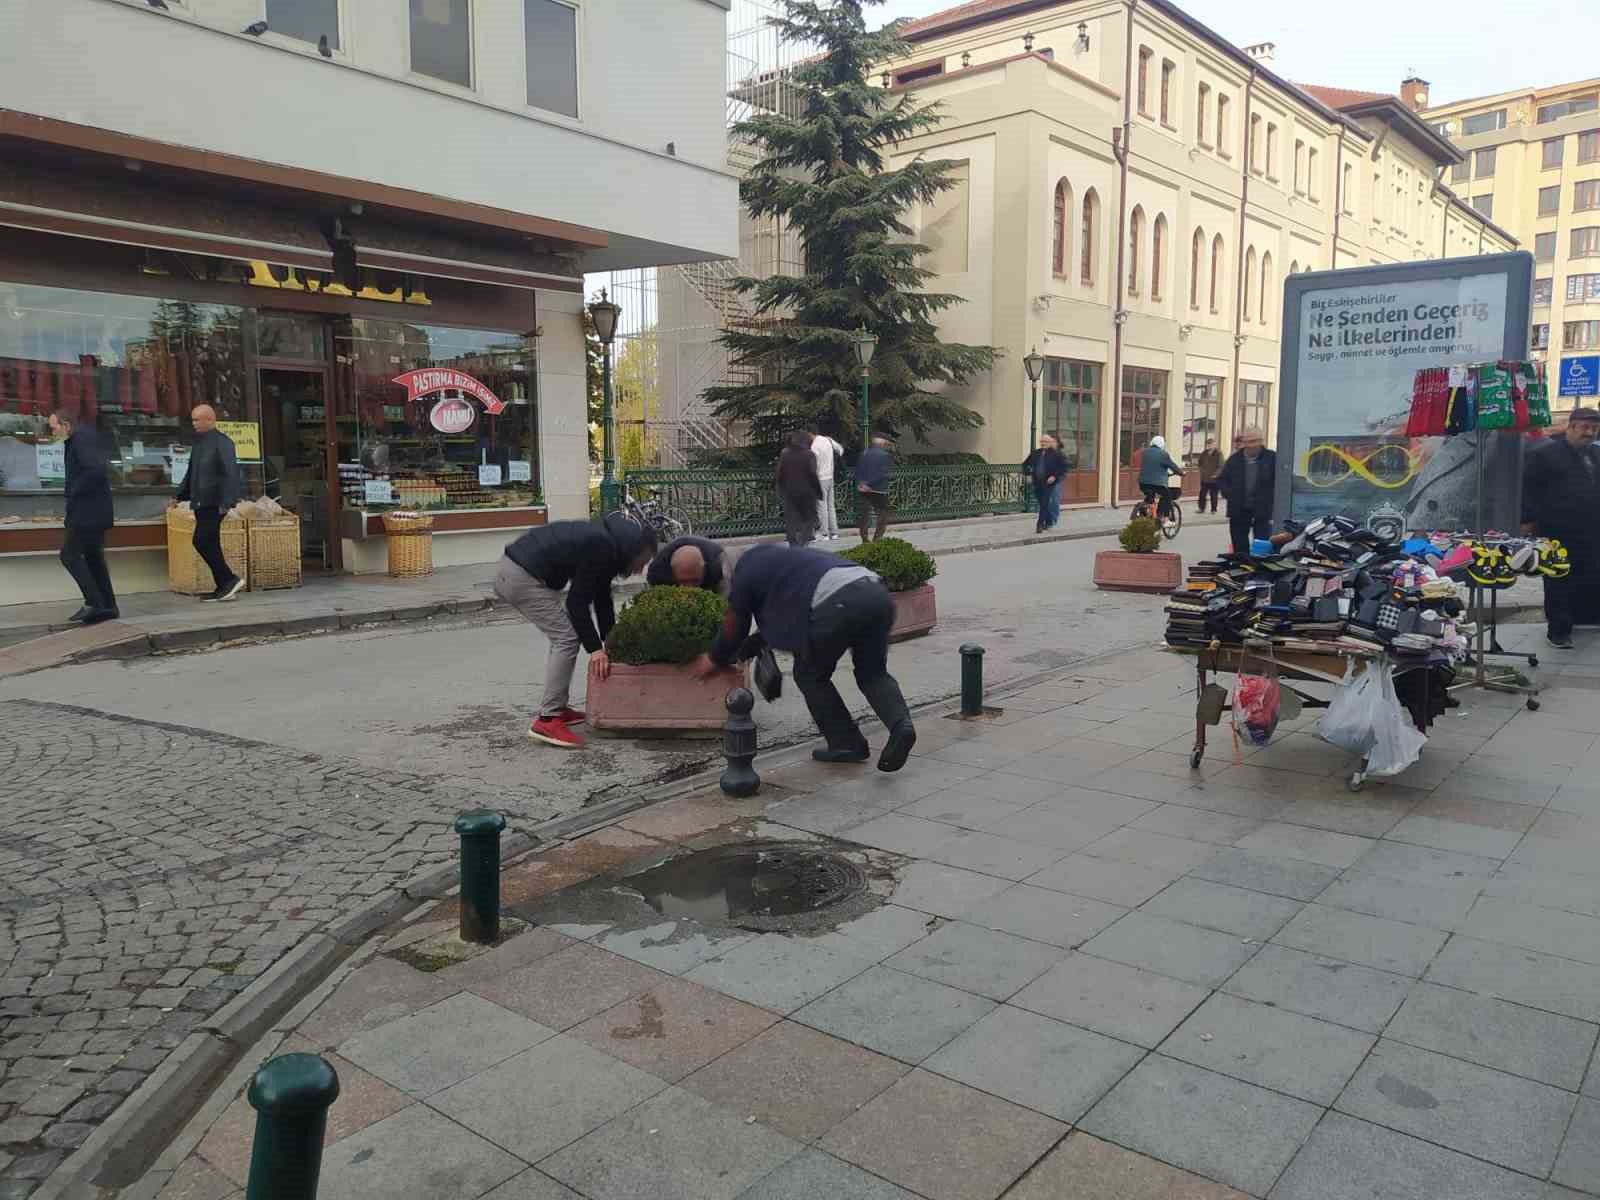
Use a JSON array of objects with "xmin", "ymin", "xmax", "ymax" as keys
[
  {"xmin": 174, "ymin": 404, "xmax": 244, "ymax": 601},
  {"xmin": 645, "ymin": 535, "xmax": 729, "ymax": 594}
]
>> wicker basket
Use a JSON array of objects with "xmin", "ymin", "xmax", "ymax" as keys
[
  {"xmin": 246, "ymin": 516, "xmax": 302, "ymax": 591},
  {"xmin": 166, "ymin": 507, "xmax": 249, "ymax": 595},
  {"xmin": 383, "ymin": 510, "xmax": 434, "ymax": 578}
]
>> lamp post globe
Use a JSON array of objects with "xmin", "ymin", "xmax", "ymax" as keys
[{"xmin": 589, "ymin": 290, "xmax": 623, "ymax": 513}]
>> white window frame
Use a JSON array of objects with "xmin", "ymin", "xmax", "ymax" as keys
[
  {"xmin": 407, "ymin": 0, "xmax": 476, "ymax": 93},
  {"xmin": 259, "ymin": 0, "xmax": 348, "ymax": 61},
  {"xmin": 523, "ymin": 0, "xmax": 582, "ymax": 123}
]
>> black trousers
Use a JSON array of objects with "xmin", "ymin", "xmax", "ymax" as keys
[
  {"xmin": 1199, "ymin": 481, "xmax": 1221, "ymax": 512},
  {"xmin": 1229, "ymin": 510, "xmax": 1272, "ymax": 555},
  {"xmin": 782, "ymin": 496, "xmax": 816, "ymax": 547},
  {"xmin": 1545, "ymin": 533, "xmax": 1600, "ymax": 638},
  {"xmin": 858, "ymin": 491, "xmax": 892, "ymax": 542},
  {"xmin": 192, "ymin": 505, "xmax": 238, "ymax": 590},
  {"xmin": 792, "ymin": 579, "xmax": 912, "ymax": 750},
  {"xmin": 60, "ymin": 525, "xmax": 116, "ymax": 611}
]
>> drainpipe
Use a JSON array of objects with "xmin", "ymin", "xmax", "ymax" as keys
[
  {"xmin": 1331, "ymin": 125, "xmax": 1347, "ymax": 263},
  {"xmin": 1437, "ymin": 169, "xmax": 1449, "ymax": 257},
  {"xmin": 1109, "ymin": 0, "xmax": 1136, "ymax": 507},
  {"xmin": 1229, "ymin": 66, "xmax": 1257, "ymax": 452}
]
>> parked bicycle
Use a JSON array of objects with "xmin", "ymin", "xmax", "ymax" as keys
[
  {"xmin": 615, "ymin": 488, "xmax": 694, "ymax": 542},
  {"xmin": 1132, "ymin": 483, "xmax": 1184, "ymax": 540}
]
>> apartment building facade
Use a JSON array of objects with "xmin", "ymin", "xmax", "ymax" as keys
[
  {"xmin": 870, "ymin": 0, "xmax": 1514, "ymax": 505},
  {"xmin": 1420, "ymin": 77, "xmax": 1600, "ymax": 408},
  {"xmin": 1, "ymin": 0, "xmax": 736, "ymax": 601}
]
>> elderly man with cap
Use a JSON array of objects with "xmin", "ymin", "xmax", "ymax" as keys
[{"xmin": 1523, "ymin": 406, "xmax": 1600, "ymax": 649}]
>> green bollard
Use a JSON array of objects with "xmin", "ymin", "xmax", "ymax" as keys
[
  {"xmin": 455, "ymin": 809, "xmax": 507, "ymax": 944},
  {"xmin": 960, "ymin": 643, "xmax": 985, "ymax": 717},
  {"xmin": 245, "ymin": 1053, "xmax": 340, "ymax": 1200}
]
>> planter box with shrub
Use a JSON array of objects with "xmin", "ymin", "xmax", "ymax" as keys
[
  {"xmin": 588, "ymin": 586, "xmax": 747, "ymax": 737},
  {"xmin": 841, "ymin": 537, "xmax": 938, "ymax": 640},
  {"xmin": 1093, "ymin": 516, "xmax": 1183, "ymax": 593}
]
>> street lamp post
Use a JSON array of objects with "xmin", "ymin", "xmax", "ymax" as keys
[
  {"xmin": 1023, "ymin": 345, "xmax": 1046, "ymax": 453},
  {"xmin": 852, "ymin": 326, "xmax": 878, "ymax": 444},
  {"xmin": 589, "ymin": 290, "xmax": 622, "ymax": 513}
]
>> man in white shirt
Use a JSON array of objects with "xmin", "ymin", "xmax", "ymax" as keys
[{"xmin": 809, "ymin": 425, "xmax": 845, "ymax": 540}]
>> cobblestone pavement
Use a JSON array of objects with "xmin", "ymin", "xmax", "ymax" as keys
[{"xmin": 0, "ymin": 699, "xmax": 563, "ymax": 1197}]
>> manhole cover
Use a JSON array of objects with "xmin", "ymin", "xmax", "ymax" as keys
[{"xmin": 626, "ymin": 843, "xmax": 867, "ymax": 921}]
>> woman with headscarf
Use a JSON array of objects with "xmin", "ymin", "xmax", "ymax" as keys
[
  {"xmin": 776, "ymin": 430, "xmax": 823, "ymax": 547},
  {"xmin": 1137, "ymin": 434, "xmax": 1183, "ymax": 522}
]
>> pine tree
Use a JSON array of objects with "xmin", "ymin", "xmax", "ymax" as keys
[{"xmin": 705, "ymin": 0, "xmax": 995, "ymax": 454}]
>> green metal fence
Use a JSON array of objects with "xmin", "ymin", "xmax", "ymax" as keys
[{"xmin": 620, "ymin": 463, "xmax": 1031, "ymax": 537}]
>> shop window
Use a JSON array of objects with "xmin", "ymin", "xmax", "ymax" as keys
[
  {"xmin": 0, "ymin": 283, "xmax": 247, "ymax": 522},
  {"xmin": 1578, "ymin": 180, "xmax": 1600, "ymax": 212},
  {"xmin": 1537, "ymin": 231, "xmax": 1558, "ymax": 261},
  {"xmin": 1181, "ymin": 375, "xmax": 1221, "ymax": 468},
  {"xmin": 1120, "ymin": 367, "xmax": 1167, "ymax": 471},
  {"xmin": 1535, "ymin": 277, "xmax": 1554, "ymax": 304},
  {"xmin": 1545, "ymin": 138, "xmax": 1565, "ymax": 169},
  {"xmin": 1565, "ymin": 320, "xmax": 1600, "ymax": 350},
  {"xmin": 525, "ymin": 0, "xmax": 578, "ymax": 118},
  {"xmin": 410, "ymin": 0, "xmax": 472, "ymax": 88},
  {"xmin": 1043, "ymin": 358, "xmax": 1099, "ymax": 490},
  {"xmin": 266, "ymin": 0, "xmax": 339, "ymax": 48},
  {"xmin": 337, "ymin": 318, "xmax": 541, "ymax": 512},
  {"xmin": 1237, "ymin": 380, "xmax": 1271, "ymax": 434},
  {"xmin": 1540, "ymin": 185, "xmax": 1562, "ymax": 216},
  {"xmin": 1475, "ymin": 148, "xmax": 1496, "ymax": 178},
  {"xmin": 1573, "ymin": 227, "xmax": 1600, "ymax": 258},
  {"xmin": 1567, "ymin": 274, "xmax": 1600, "ymax": 302},
  {"xmin": 922, "ymin": 161, "xmax": 969, "ymax": 273}
]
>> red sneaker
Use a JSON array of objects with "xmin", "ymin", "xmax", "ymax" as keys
[
  {"xmin": 556, "ymin": 707, "xmax": 586, "ymax": 724},
  {"xmin": 528, "ymin": 716, "xmax": 584, "ymax": 748}
]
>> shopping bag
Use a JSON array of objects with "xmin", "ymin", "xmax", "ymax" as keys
[
  {"xmin": 1317, "ymin": 663, "xmax": 1382, "ymax": 755},
  {"xmin": 1232, "ymin": 655, "xmax": 1281, "ymax": 748},
  {"xmin": 1366, "ymin": 669, "xmax": 1426, "ymax": 778}
]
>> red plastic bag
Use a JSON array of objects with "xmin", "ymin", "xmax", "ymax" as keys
[{"xmin": 1232, "ymin": 661, "xmax": 1281, "ymax": 748}]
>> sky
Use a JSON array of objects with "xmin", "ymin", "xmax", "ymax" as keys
[{"xmin": 870, "ymin": 0, "xmax": 1594, "ymax": 107}]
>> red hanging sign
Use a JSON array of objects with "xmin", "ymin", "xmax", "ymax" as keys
[{"xmin": 391, "ymin": 368, "xmax": 506, "ymax": 415}]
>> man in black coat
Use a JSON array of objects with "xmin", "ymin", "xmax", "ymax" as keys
[
  {"xmin": 49, "ymin": 410, "xmax": 118, "ymax": 623},
  {"xmin": 173, "ymin": 404, "xmax": 244, "ymax": 601},
  {"xmin": 1523, "ymin": 407, "xmax": 1600, "ymax": 649},
  {"xmin": 1022, "ymin": 433, "xmax": 1067, "ymax": 532},
  {"xmin": 646, "ymin": 535, "xmax": 728, "ymax": 593},
  {"xmin": 1218, "ymin": 427, "xmax": 1277, "ymax": 555}
]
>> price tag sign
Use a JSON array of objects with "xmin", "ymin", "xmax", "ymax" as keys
[
  {"xmin": 508, "ymin": 460, "xmax": 532, "ymax": 483},
  {"xmin": 478, "ymin": 464, "xmax": 503, "ymax": 487},
  {"xmin": 364, "ymin": 479, "xmax": 395, "ymax": 505},
  {"xmin": 34, "ymin": 441, "xmax": 66, "ymax": 481}
]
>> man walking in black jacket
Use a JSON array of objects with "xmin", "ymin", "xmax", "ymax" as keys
[
  {"xmin": 692, "ymin": 544, "xmax": 915, "ymax": 772},
  {"xmin": 1219, "ymin": 427, "xmax": 1277, "ymax": 555},
  {"xmin": 174, "ymin": 404, "xmax": 244, "ymax": 601},
  {"xmin": 49, "ymin": 410, "xmax": 118, "ymax": 623},
  {"xmin": 494, "ymin": 514, "xmax": 657, "ymax": 747},
  {"xmin": 1523, "ymin": 408, "xmax": 1600, "ymax": 648},
  {"xmin": 856, "ymin": 436, "xmax": 894, "ymax": 542},
  {"xmin": 1022, "ymin": 433, "xmax": 1067, "ymax": 532}
]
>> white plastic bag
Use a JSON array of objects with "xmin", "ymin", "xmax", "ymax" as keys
[
  {"xmin": 1317, "ymin": 663, "xmax": 1382, "ymax": 755},
  {"xmin": 1365, "ymin": 669, "xmax": 1426, "ymax": 778}
]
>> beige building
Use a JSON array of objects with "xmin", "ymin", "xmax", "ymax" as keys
[
  {"xmin": 864, "ymin": 0, "xmax": 1514, "ymax": 505},
  {"xmin": 1419, "ymin": 78, "xmax": 1600, "ymax": 407}
]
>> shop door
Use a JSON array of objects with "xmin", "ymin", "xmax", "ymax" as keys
[
  {"xmin": 258, "ymin": 367, "xmax": 336, "ymax": 568},
  {"xmin": 1181, "ymin": 375, "xmax": 1223, "ymax": 499},
  {"xmin": 1117, "ymin": 367, "xmax": 1169, "ymax": 504},
  {"xmin": 1042, "ymin": 358, "xmax": 1101, "ymax": 503}
]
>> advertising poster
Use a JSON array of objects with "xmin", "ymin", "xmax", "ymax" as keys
[{"xmin": 1277, "ymin": 254, "xmax": 1533, "ymax": 535}]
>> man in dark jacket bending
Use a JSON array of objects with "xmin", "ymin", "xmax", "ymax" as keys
[
  {"xmin": 691, "ymin": 544, "xmax": 915, "ymax": 772},
  {"xmin": 646, "ymin": 535, "xmax": 728, "ymax": 593},
  {"xmin": 494, "ymin": 514, "xmax": 657, "ymax": 748}
]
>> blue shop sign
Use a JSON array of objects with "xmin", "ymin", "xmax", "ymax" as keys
[{"xmin": 1560, "ymin": 355, "xmax": 1600, "ymax": 397}]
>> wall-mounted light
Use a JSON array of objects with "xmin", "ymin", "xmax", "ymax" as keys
[
  {"xmin": 961, "ymin": 51, "xmax": 971, "ymax": 68},
  {"xmin": 1076, "ymin": 22, "xmax": 1091, "ymax": 52},
  {"xmin": 880, "ymin": 71, "xmax": 890, "ymax": 88},
  {"xmin": 1023, "ymin": 31, "xmax": 1035, "ymax": 52}
]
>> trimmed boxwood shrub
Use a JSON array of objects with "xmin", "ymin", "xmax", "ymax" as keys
[
  {"xmin": 840, "ymin": 537, "xmax": 937, "ymax": 593},
  {"xmin": 1119, "ymin": 516, "xmax": 1162, "ymax": 554},
  {"xmin": 605, "ymin": 586, "xmax": 728, "ymax": 665}
]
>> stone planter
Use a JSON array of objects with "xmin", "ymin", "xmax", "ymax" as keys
[
  {"xmin": 888, "ymin": 584, "xmax": 938, "ymax": 641},
  {"xmin": 1092, "ymin": 550, "xmax": 1184, "ymax": 593},
  {"xmin": 588, "ymin": 661, "xmax": 749, "ymax": 738}
]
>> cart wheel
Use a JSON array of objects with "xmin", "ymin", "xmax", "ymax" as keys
[
  {"xmin": 1527, "ymin": 697, "xmax": 1541, "ymax": 711},
  {"xmin": 1190, "ymin": 747, "xmax": 1204, "ymax": 770},
  {"xmin": 1346, "ymin": 772, "xmax": 1365, "ymax": 793}
]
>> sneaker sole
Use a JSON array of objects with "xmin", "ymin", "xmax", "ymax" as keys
[{"xmin": 528, "ymin": 728, "xmax": 583, "ymax": 748}]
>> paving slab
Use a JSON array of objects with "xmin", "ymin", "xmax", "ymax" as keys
[
  {"xmin": 428, "ymin": 1034, "xmax": 669, "ymax": 1163},
  {"xmin": 1078, "ymin": 828, "xmax": 1225, "ymax": 874},
  {"xmin": 480, "ymin": 1170, "xmax": 585, "ymax": 1200},
  {"xmin": 1234, "ymin": 823, "xmax": 1376, "ymax": 870},
  {"xmin": 685, "ymin": 935, "xmax": 875, "ymax": 1014},
  {"xmin": 887, "ymin": 862, "xmax": 1012, "ymax": 918},
  {"xmin": 539, "ymin": 1087, "xmax": 801, "ymax": 1200},
  {"xmin": 922, "ymin": 827, "xmax": 1069, "ymax": 880},
  {"xmin": 1140, "ymin": 877, "xmax": 1305, "ymax": 940},
  {"xmin": 1385, "ymin": 981, "xmax": 1598, "ymax": 1090},
  {"xmin": 923, "ymin": 1004, "xmax": 1144, "ymax": 1123},
  {"xmin": 568, "ymin": 978, "xmax": 780, "ymax": 1082},
  {"xmin": 1335, "ymin": 1039, "xmax": 1577, "ymax": 1176},
  {"xmin": 1348, "ymin": 840, "xmax": 1503, "ymax": 883},
  {"xmin": 1425, "ymin": 934, "xmax": 1600, "ymax": 1023},
  {"xmin": 1006, "ymin": 1132, "xmax": 1250, "ymax": 1199},
  {"xmin": 802, "ymin": 905, "xmax": 935, "ymax": 961},
  {"xmin": 1025, "ymin": 853, "xmax": 1187, "ymax": 907},
  {"xmin": 591, "ymin": 920, "xmax": 756, "ymax": 976},
  {"xmin": 1457, "ymin": 894, "xmax": 1600, "ymax": 965},
  {"xmin": 1079, "ymin": 911, "xmax": 1261, "ymax": 987},
  {"xmin": 315, "ymin": 1104, "xmax": 526, "ymax": 1200},
  {"xmin": 1271, "ymin": 796, "xmax": 1417, "ymax": 839},
  {"xmin": 1010, "ymin": 953, "xmax": 1208, "ymax": 1048},
  {"xmin": 958, "ymin": 884, "xmax": 1127, "ymax": 948},
  {"xmin": 1188, "ymin": 848, "xmax": 1341, "ymax": 901},
  {"xmin": 1554, "ymin": 1096, "xmax": 1600, "ymax": 1195},
  {"xmin": 337, "ymin": 992, "xmax": 556, "ymax": 1097},
  {"xmin": 978, "ymin": 805, "xmax": 1125, "ymax": 852},
  {"xmin": 1385, "ymin": 814, "xmax": 1526, "ymax": 859},
  {"xmin": 1271, "ymin": 904, "xmax": 1450, "ymax": 978},
  {"xmin": 820, "ymin": 1069, "xmax": 1066, "ymax": 1200},
  {"xmin": 467, "ymin": 943, "xmax": 670, "ymax": 1031},
  {"xmin": 735, "ymin": 1149, "xmax": 918, "ymax": 1200},
  {"xmin": 1222, "ymin": 944, "xmax": 1414, "ymax": 1033},
  {"xmin": 1314, "ymin": 872, "xmax": 1484, "ymax": 931},
  {"xmin": 1078, "ymin": 1054, "xmax": 1322, "ymax": 1197},
  {"xmin": 790, "ymin": 965, "xmax": 995, "ymax": 1064},
  {"xmin": 1128, "ymin": 805, "xmax": 1266, "ymax": 846},
  {"xmin": 884, "ymin": 921, "xmax": 1066, "ymax": 1001},
  {"xmin": 680, "ymin": 1022, "xmax": 908, "ymax": 1143},
  {"xmin": 1269, "ymin": 1111, "xmax": 1554, "ymax": 1200}
]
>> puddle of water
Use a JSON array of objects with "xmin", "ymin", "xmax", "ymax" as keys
[{"xmin": 627, "ymin": 843, "xmax": 867, "ymax": 921}]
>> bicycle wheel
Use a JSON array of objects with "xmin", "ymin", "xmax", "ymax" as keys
[
  {"xmin": 1161, "ymin": 501, "xmax": 1183, "ymax": 540},
  {"xmin": 659, "ymin": 510, "xmax": 694, "ymax": 539}
]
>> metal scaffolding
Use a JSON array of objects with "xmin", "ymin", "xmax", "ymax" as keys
[{"xmin": 588, "ymin": 0, "xmax": 805, "ymax": 467}]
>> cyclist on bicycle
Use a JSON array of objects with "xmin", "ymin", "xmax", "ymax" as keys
[{"xmin": 1137, "ymin": 435, "xmax": 1184, "ymax": 519}]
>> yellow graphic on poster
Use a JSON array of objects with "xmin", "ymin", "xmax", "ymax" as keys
[{"xmin": 216, "ymin": 422, "xmax": 262, "ymax": 462}]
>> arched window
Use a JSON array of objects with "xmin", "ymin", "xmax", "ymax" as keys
[
  {"xmin": 1191, "ymin": 227, "xmax": 1205, "ymax": 309},
  {"xmin": 1128, "ymin": 206, "xmax": 1145, "ymax": 295},
  {"xmin": 1152, "ymin": 215, "xmax": 1167, "ymax": 301},
  {"xmin": 1342, "ymin": 163, "xmax": 1354, "ymax": 215},
  {"xmin": 1260, "ymin": 252, "xmax": 1273, "ymax": 325},
  {"xmin": 1052, "ymin": 179, "xmax": 1071, "ymax": 277},
  {"xmin": 1243, "ymin": 247, "xmax": 1256, "ymax": 322},
  {"xmin": 1290, "ymin": 259, "xmax": 1301, "ymax": 276},
  {"xmin": 1081, "ymin": 190, "xmax": 1099, "ymax": 287},
  {"xmin": 1210, "ymin": 233, "xmax": 1224, "ymax": 313}
]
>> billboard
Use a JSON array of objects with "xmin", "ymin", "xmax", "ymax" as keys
[{"xmin": 1276, "ymin": 253, "xmax": 1534, "ymax": 535}]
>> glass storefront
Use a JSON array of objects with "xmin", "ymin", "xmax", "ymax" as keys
[
  {"xmin": 1119, "ymin": 367, "xmax": 1169, "ymax": 502},
  {"xmin": 1042, "ymin": 358, "xmax": 1101, "ymax": 502},
  {"xmin": 1182, "ymin": 374, "xmax": 1223, "ymax": 495}
]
